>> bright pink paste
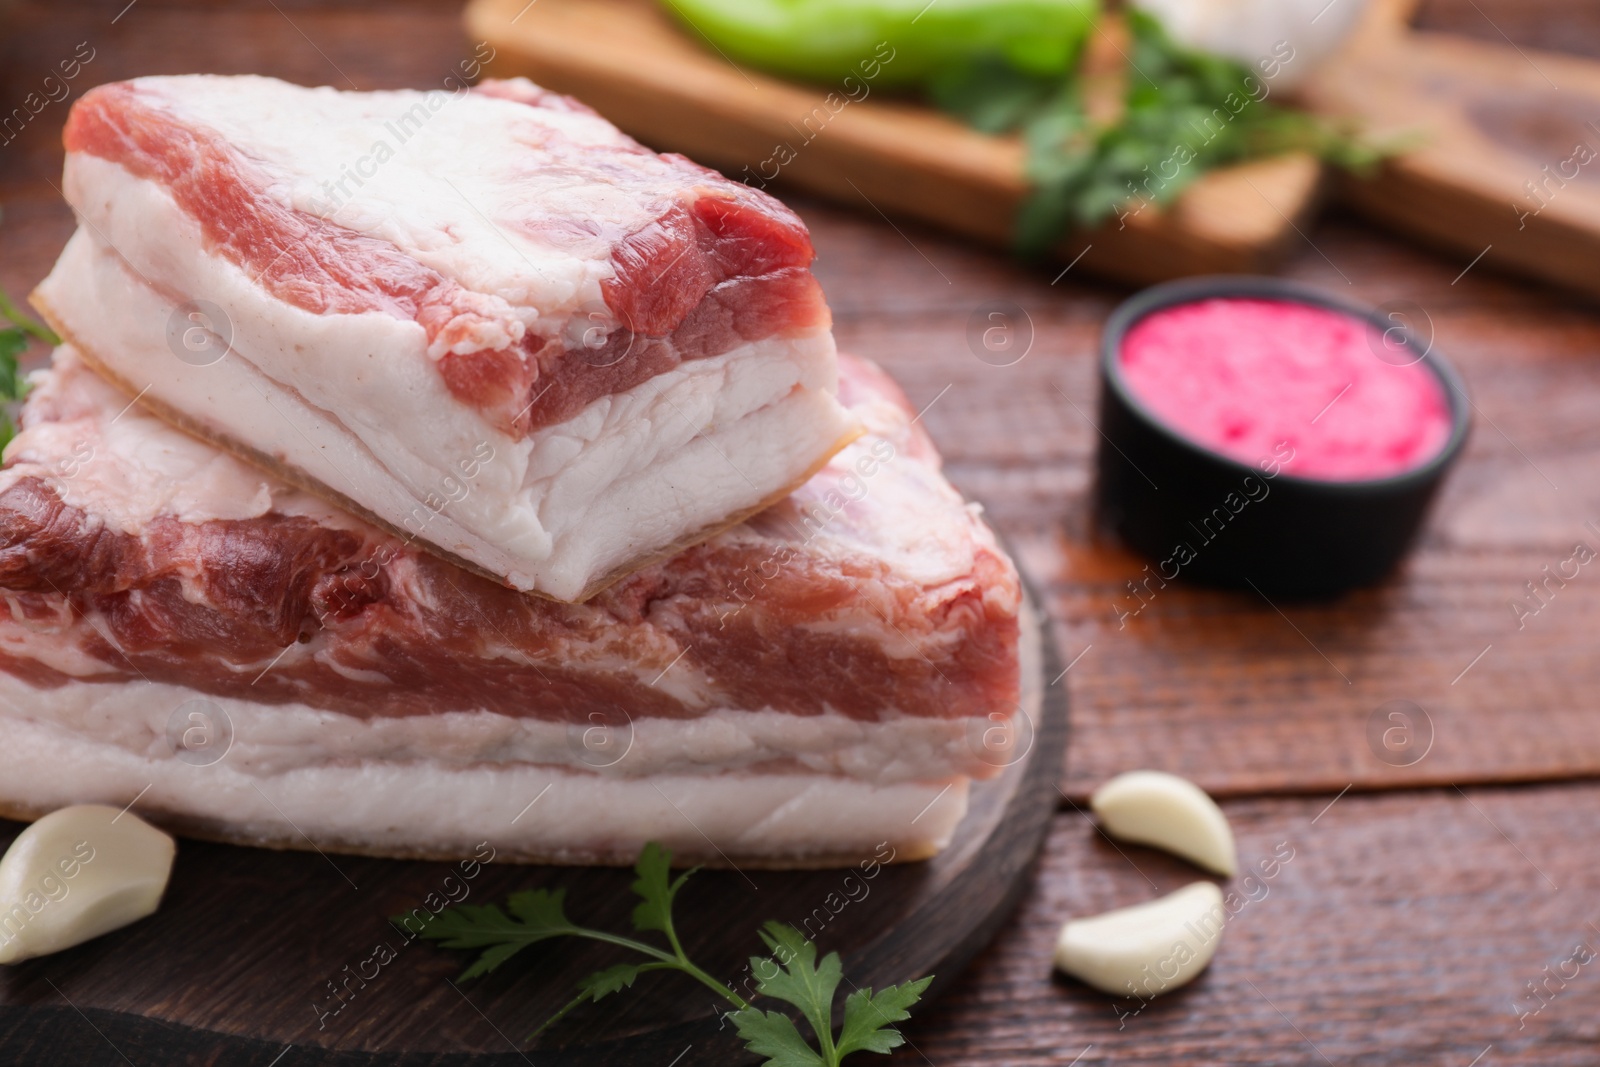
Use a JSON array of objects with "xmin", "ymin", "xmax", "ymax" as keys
[{"xmin": 1119, "ymin": 298, "xmax": 1452, "ymax": 481}]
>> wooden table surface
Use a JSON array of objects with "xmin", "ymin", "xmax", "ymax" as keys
[{"xmin": 3, "ymin": 1, "xmax": 1599, "ymax": 1064}]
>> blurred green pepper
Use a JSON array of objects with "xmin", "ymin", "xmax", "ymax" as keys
[{"xmin": 662, "ymin": 0, "xmax": 1100, "ymax": 87}]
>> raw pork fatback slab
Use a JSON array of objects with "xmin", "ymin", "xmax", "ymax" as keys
[
  {"xmin": 0, "ymin": 349, "xmax": 1025, "ymax": 866},
  {"xmin": 34, "ymin": 74, "xmax": 857, "ymax": 601}
]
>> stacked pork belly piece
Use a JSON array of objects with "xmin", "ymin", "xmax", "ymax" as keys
[{"xmin": 2, "ymin": 75, "xmax": 1026, "ymax": 866}]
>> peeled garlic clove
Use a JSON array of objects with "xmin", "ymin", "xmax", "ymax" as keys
[
  {"xmin": 1054, "ymin": 881, "xmax": 1225, "ymax": 997},
  {"xmin": 1091, "ymin": 770, "xmax": 1237, "ymax": 876},
  {"xmin": 0, "ymin": 804, "xmax": 175, "ymax": 964}
]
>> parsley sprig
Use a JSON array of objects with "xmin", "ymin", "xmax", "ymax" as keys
[
  {"xmin": 0, "ymin": 288, "xmax": 54, "ymax": 450},
  {"xmin": 405, "ymin": 843, "xmax": 931, "ymax": 1065},
  {"xmin": 931, "ymin": 10, "xmax": 1384, "ymax": 257},
  {"xmin": 733, "ymin": 923, "xmax": 931, "ymax": 1067}
]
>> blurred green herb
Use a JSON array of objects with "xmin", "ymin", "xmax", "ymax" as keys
[
  {"xmin": 931, "ymin": 10, "xmax": 1385, "ymax": 258},
  {"xmin": 0, "ymin": 288, "xmax": 54, "ymax": 450},
  {"xmin": 404, "ymin": 842, "xmax": 930, "ymax": 1065}
]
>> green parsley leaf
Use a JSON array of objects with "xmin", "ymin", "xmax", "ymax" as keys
[
  {"xmin": 578, "ymin": 961, "xmax": 652, "ymax": 1000},
  {"xmin": 834, "ymin": 978, "xmax": 933, "ymax": 1059},
  {"xmin": 456, "ymin": 939, "xmax": 532, "ymax": 981},
  {"xmin": 732, "ymin": 922, "xmax": 927, "ymax": 1066},
  {"xmin": 397, "ymin": 889, "xmax": 579, "ymax": 979},
  {"xmin": 506, "ymin": 887, "xmax": 579, "ymax": 935},
  {"xmin": 0, "ymin": 331, "xmax": 25, "ymax": 395},
  {"xmin": 929, "ymin": 9, "xmax": 1388, "ymax": 258},
  {"xmin": 531, "ymin": 960, "xmax": 683, "ymax": 1040},
  {"xmin": 926, "ymin": 58, "xmax": 1059, "ymax": 135},
  {"xmin": 747, "ymin": 922, "xmax": 842, "ymax": 1057},
  {"xmin": 0, "ymin": 330, "xmax": 25, "ymax": 450},
  {"xmin": 629, "ymin": 840, "xmax": 696, "ymax": 938},
  {"xmin": 0, "ymin": 288, "xmax": 56, "ymax": 454},
  {"xmin": 410, "ymin": 845, "xmax": 924, "ymax": 1064},
  {"xmin": 730, "ymin": 1006, "xmax": 827, "ymax": 1067},
  {"xmin": 0, "ymin": 289, "xmax": 56, "ymax": 347}
]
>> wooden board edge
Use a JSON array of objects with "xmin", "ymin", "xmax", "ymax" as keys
[{"xmin": 1302, "ymin": 28, "xmax": 1600, "ymax": 299}]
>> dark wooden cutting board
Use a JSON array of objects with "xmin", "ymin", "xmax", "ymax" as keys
[{"xmin": 0, "ymin": 588, "xmax": 1065, "ymax": 1067}]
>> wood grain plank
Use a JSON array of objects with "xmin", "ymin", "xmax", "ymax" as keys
[
  {"xmin": 0, "ymin": 0, "xmax": 474, "ymax": 188},
  {"xmin": 1417, "ymin": 0, "xmax": 1600, "ymax": 59},
  {"xmin": 792, "ymin": 199, "xmax": 1600, "ymax": 799},
  {"xmin": 885, "ymin": 783, "xmax": 1600, "ymax": 1066},
  {"xmin": 1303, "ymin": 0, "xmax": 1600, "ymax": 302}
]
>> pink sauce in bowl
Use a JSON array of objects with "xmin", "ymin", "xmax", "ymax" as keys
[{"xmin": 1118, "ymin": 298, "xmax": 1453, "ymax": 482}]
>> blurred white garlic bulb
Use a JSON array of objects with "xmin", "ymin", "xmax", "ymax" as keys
[{"xmin": 1131, "ymin": 0, "xmax": 1370, "ymax": 89}]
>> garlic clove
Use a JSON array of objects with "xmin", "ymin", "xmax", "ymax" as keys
[
  {"xmin": 1054, "ymin": 881, "xmax": 1226, "ymax": 997},
  {"xmin": 0, "ymin": 804, "xmax": 176, "ymax": 964},
  {"xmin": 1091, "ymin": 770, "xmax": 1237, "ymax": 876}
]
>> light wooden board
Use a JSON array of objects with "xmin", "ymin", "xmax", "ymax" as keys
[
  {"xmin": 464, "ymin": 0, "xmax": 1325, "ymax": 286},
  {"xmin": 1303, "ymin": 0, "xmax": 1600, "ymax": 299}
]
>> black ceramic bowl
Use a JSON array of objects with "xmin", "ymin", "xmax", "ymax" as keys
[{"xmin": 1095, "ymin": 276, "xmax": 1472, "ymax": 598}]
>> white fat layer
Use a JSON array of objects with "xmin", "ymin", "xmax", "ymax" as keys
[
  {"xmin": 0, "ymin": 687, "xmax": 967, "ymax": 865},
  {"xmin": 4, "ymin": 348, "xmax": 1020, "ymax": 687},
  {"xmin": 37, "ymin": 221, "xmax": 854, "ymax": 599},
  {"xmin": 0, "ymin": 560, "xmax": 1036, "ymax": 781},
  {"xmin": 122, "ymin": 74, "xmax": 682, "ymax": 327},
  {"xmin": 3, "ymin": 345, "xmax": 332, "ymax": 528},
  {"xmin": 0, "ymin": 669, "xmax": 996, "ymax": 784}
]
